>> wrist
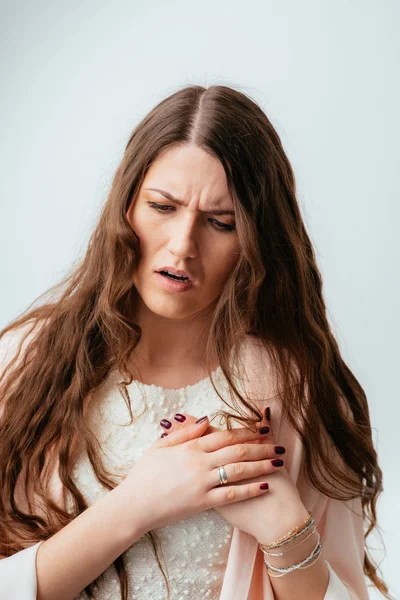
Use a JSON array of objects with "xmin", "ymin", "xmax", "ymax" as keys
[
  {"xmin": 256, "ymin": 502, "xmax": 310, "ymax": 546},
  {"xmin": 110, "ymin": 482, "xmax": 150, "ymax": 546}
]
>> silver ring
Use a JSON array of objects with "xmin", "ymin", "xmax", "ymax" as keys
[{"xmin": 217, "ymin": 465, "xmax": 229, "ymax": 486}]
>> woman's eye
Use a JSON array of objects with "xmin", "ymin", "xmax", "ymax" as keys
[
  {"xmin": 209, "ymin": 219, "xmax": 236, "ymax": 232},
  {"xmin": 149, "ymin": 202, "xmax": 172, "ymax": 213},
  {"xmin": 148, "ymin": 202, "xmax": 236, "ymax": 233}
]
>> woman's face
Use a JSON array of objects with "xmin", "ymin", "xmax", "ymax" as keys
[{"xmin": 126, "ymin": 144, "xmax": 240, "ymax": 321}]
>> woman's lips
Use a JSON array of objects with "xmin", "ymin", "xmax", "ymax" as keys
[
  {"xmin": 155, "ymin": 271, "xmax": 194, "ymax": 293},
  {"xmin": 157, "ymin": 266, "xmax": 192, "ymax": 279}
]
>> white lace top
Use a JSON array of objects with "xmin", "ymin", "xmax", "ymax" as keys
[
  {"xmin": 69, "ymin": 366, "xmax": 236, "ymax": 600},
  {"xmin": 0, "ymin": 329, "xmax": 370, "ymax": 600}
]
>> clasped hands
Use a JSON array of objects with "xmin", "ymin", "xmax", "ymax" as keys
[{"xmin": 159, "ymin": 408, "xmax": 309, "ymax": 546}]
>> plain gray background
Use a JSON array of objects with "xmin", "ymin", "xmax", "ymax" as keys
[{"xmin": 1, "ymin": 1, "xmax": 398, "ymax": 598}]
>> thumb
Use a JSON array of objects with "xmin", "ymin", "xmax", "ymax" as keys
[{"xmin": 153, "ymin": 416, "xmax": 209, "ymax": 448}]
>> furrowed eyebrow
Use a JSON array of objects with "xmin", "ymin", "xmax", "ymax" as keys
[{"xmin": 144, "ymin": 188, "xmax": 235, "ymax": 216}]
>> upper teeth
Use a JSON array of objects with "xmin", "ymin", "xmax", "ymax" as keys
[{"xmin": 162, "ymin": 270, "xmax": 189, "ymax": 280}]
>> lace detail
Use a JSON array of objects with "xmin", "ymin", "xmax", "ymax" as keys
[{"xmin": 70, "ymin": 367, "xmax": 237, "ymax": 600}]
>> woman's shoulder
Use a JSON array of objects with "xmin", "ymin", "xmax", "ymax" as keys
[{"xmin": 235, "ymin": 334, "xmax": 284, "ymax": 399}]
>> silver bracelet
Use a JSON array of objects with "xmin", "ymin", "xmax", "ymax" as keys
[{"xmin": 264, "ymin": 532, "xmax": 322, "ymax": 577}]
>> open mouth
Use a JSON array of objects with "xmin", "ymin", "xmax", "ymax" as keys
[{"xmin": 158, "ymin": 270, "xmax": 190, "ymax": 282}]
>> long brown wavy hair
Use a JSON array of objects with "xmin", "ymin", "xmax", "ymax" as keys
[{"xmin": 0, "ymin": 84, "xmax": 392, "ymax": 599}]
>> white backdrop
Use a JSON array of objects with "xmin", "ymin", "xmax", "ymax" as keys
[{"xmin": 1, "ymin": 1, "xmax": 398, "ymax": 597}]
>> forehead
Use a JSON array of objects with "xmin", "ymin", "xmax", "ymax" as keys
[{"xmin": 141, "ymin": 145, "xmax": 233, "ymax": 208}]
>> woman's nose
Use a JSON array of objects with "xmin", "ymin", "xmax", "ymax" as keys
[{"xmin": 167, "ymin": 218, "xmax": 198, "ymax": 258}]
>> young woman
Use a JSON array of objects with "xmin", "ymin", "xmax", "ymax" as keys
[{"xmin": 0, "ymin": 85, "xmax": 391, "ymax": 600}]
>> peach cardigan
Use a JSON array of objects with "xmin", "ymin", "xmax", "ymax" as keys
[{"xmin": 0, "ymin": 329, "xmax": 370, "ymax": 599}]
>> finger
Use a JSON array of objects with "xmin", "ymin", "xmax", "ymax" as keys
[
  {"xmin": 153, "ymin": 416, "xmax": 210, "ymax": 448},
  {"xmin": 160, "ymin": 413, "xmax": 219, "ymax": 438},
  {"xmin": 173, "ymin": 412, "xmax": 191, "ymax": 424},
  {"xmin": 159, "ymin": 413, "xmax": 189, "ymax": 438},
  {"xmin": 207, "ymin": 453, "xmax": 284, "ymax": 488},
  {"xmin": 171, "ymin": 413, "xmax": 220, "ymax": 433},
  {"xmin": 197, "ymin": 424, "xmax": 270, "ymax": 453},
  {"xmin": 248, "ymin": 405, "xmax": 276, "ymax": 445},
  {"xmin": 246, "ymin": 411, "xmax": 270, "ymax": 445},
  {"xmin": 205, "ymin": 479, "xmax": 270, "ymax": 509},
  {"xmin": 209, "ymin": 441, "xmax": 285, "ymax": 469}
]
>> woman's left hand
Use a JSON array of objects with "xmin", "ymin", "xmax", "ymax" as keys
[{"xmin": 159, "ymin": 409, "xmax": 309, "ymax": 545}]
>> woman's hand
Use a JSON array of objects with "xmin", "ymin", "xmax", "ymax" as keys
[
  {"xmin": 121, "ymin": 415, "xmax": 279, "ymax": 537},
  {"xmin": 159, "ymin": 410, "xmax": 309, "ymax": 545}
]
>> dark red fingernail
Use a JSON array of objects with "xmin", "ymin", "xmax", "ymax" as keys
[
  {"xmin": 265, "ymin": 407, "xmax": 271, "ymax": 421},
  {"xmin": 274, "ymin": 446, "xmax": 285, "ymax": 454},
  {"xmin": 195, "ymin": 415, "xmax": 208, "ymax": 424},
  {"xmin": 258, "ymin": 426, "xmax": 270, "ymax": 434},
  {"xmin": 260, "ymin": 482, "xmax": 269, "ymax": 490},
  {"xmin": 174, "ymin": 414, "xmax": 186, "ymax": 422},
  {"xmin": 271, "ymin": 459, "xmax": 284, "ymax": 467},
  {"xmin": 161, "ymin": 433, "xmax": 168, "ymax": 438},
  {"xmin": 160, "ymin": 419, "xmax": 172, "ymax": 429}
]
